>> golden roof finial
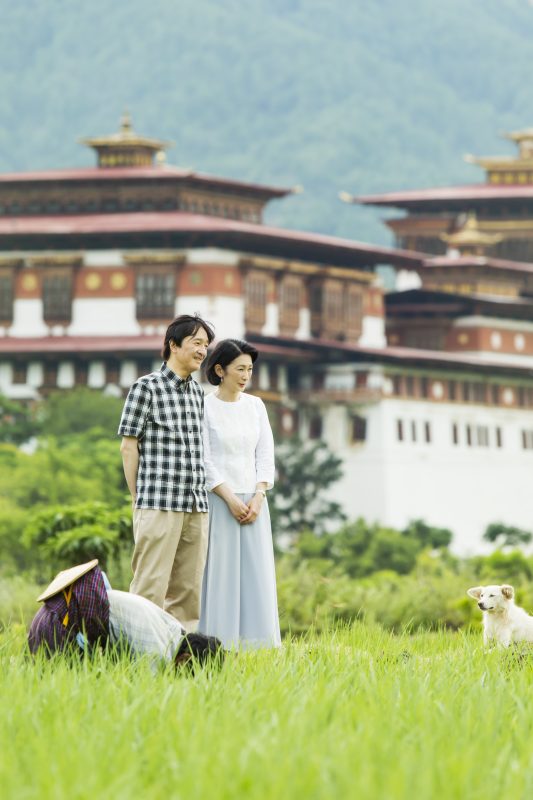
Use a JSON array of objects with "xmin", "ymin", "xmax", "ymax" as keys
[
  {"xmin": 120, "ymin": 110, "xmax": 133, "ymax": 136},
  {"xmin": 81, "ymin": 113, "xmax": 173, "ymax": 168},
  {"xmin": 441, "ymin": 212, "xmax": 503, "ymax": 255}
]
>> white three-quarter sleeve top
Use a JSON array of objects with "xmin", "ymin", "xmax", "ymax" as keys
[{"xmin": 203, "ymin": 391, "xmax": 275, "ymax": 493}]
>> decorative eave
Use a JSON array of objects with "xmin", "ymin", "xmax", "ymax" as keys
[
  {"xmin": 27, "ymin": 253, "xmax": 84, "ymax": 268},
  {"xmin": 238, "ymin": 255, "xmax": 375, "ymax": 283},
  {"xmin": 422, "ymin": 255, "xmax": 533, "ymax": 276},
  {"xmin": 123, "ymin": 251, "xmax": 186, "ymax": 266},
  {"xmin": 385, "ymin": 288, "xmax": 533, "ymax": 323}
]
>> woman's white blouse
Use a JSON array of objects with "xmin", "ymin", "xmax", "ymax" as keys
[{"xmin": 203, "ymin": 392, "xmax": 275, "ymax": 493}]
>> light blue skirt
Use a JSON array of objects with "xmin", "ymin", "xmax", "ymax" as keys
[{"xmin": 198, "ymin": 492, "xmax": 281, "ymax": 650}]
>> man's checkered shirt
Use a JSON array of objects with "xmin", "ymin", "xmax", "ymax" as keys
[{"xmin": 118, "ymin": 363, "xmax": 209, "ymax": 512}]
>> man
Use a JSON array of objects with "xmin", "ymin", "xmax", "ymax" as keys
[
  {"xmin": 28, "ymin": 560, "xmax": 223, "ymax": 670},
  {"xmin": 118, "ymin": 314, "xmax": 215, "ymax": 630}
]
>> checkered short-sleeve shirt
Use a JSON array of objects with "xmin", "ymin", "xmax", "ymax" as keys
[{"xmin": 118, "ymin": 363, "xmax": 208, "ymax": 512}]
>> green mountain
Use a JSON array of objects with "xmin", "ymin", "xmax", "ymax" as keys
[{"xmin": 0, "ymin": 0, "xmax": 532, "ymax": 245}]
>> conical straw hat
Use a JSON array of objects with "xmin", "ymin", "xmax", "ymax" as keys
[{"xmin": 37, "ymin": 559, "xmax": 99, "ymax": 602}]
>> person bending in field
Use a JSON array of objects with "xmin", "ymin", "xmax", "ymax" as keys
[{"xmin": 28, "ymin": 560, "xmax": 223, "ymax": 672}]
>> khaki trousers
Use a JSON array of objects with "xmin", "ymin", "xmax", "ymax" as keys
[{"xmin": 130, "ymin": 508, "xmax": 208, "ymax": 631}]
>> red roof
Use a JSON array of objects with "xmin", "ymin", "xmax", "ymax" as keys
[
  {"xmin": 356, "ymin": 184, "xmax": 533, "ymax": 209},
  {"xmin": 0, "ymin": 165, "xmax": 291, "ymax": 199},
  {"xmin": 249, "ymin": 334, "xmax": 533, "ymax": 377},
  {"xmin": 0, "ymin": 335, "xmax": 163, "ymax": 354},
  {"xmin": 0, "ymin": 211, "xmax": 424, "ymax": 268},
  {"xmin": 2, "ymin": 333, "xmax": 531, "ymax": 376}
]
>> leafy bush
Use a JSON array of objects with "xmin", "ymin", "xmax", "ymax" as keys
[{"xmin": 24, "ymin": 501, "xmax": 132, "ymax": 571}]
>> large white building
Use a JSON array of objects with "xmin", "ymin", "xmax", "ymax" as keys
[{"xmin": 0, "ymin": 118, "xmax": 532, "ymax": 551}]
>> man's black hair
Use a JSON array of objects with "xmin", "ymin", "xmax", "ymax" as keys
[{"xmin": 162, "ymin": 314, "xmax": 215, "ymax": 360}]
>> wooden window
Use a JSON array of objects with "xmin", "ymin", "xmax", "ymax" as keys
[
  {"xmin": 106, "ymin": 360, "xmax": 120, "ymax": 386},
  {"xmin": 522, "ymin": 430, "xmax": 533, "ymax": 450},
  {"xmin": 42, "ymin": 272, "xmax": 72, "ymax": 322},
  {"xmin": 75, "ymin": 362, "xmax": 88, "ymax": 386},
  {"xmin": 136, "ymin": 272, "xmax": 175, "ymax": 319},
  {"xmin": 351, "ymin": 415, "xmax": 367, "ymax": 444},
  {"xmin": 310, "ymin": 279, "xmax": 345, "ymax": 339},
  {"xmin": 324, "ymin": 283, "xmax": 344, "ymax": 333},
  {"xmin": 448, "ymin": 380, "xmax": 457, "ymax": 401},
  {"xmin": 43, "ymin": 362, "xmax": 57, "ymax": 388},
  {"xmin": 490, "ymin": 385, "xmax": 499, "ymax": 405},
  {"xmin": 473, "ymin": 384, "xmax": 486, "ymax": 404},
  {"xmin": 396, "ymin": 419, "xmax": 404, "ymax": 442},
  {"xmin": 392, "ymin": 375, "xmax": 402, "ymax": 395},
  {"xmin": 309, "ymin": 414, "xmax": 322, "ymax": 440},
  {"xmin": 420, "ymin": 377, "xmax": 429, "ymax": 398},
  {"xmin": 269, "ymin": 363, "xmax": 279, "ymax": 391},
  {"xmin": 309, "ymin": 282, "xmax": 323, "ymax": 337},
  {"xmin": 244, "ymin": 272, "xmax": 268, "ymax": 331},
  {"xmin": 0, "ymin": 273, "xmax": 14, "ymax": 323},
  {"xmin": 12, "ymin": 363, "xmax": 27, "ymax": 384},
  {"xmin": 405, "ymin": 376, "xmax": 415, "ymax": 397},
  {"xmin": 279, "ymin": 278, "xmax": 301, "ymax": 334},
  {"xmin": 345, "ymin": 288, "xmax": 363, "ymax": 340},
  {"xmin": 311, "ymin": 372, "xmax": 324, "ymax": 390}
]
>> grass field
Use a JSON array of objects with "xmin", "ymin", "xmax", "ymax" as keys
[{"xmin": 2, "ymin": 623, "xmax": 533, "ymax": 800}]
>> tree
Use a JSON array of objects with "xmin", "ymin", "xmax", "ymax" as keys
[
  {"xmin": 269, "ymin": 437, "xmax": 346, "ymax": 538},
  {"xmin": 0, "ymin": 394, "xmax": 40, "ymax": 444},
  {"xmin": 0, "ymin": 434, "xmax": 127, "ymax": 510},
  {"xmin": 483, "ymin": 523, "xmax": 533, "ymax": 549},
  {"xmin": 39, "ymin": 388, "xmax": 124, "ymax": 437},
  {"xmin": 402, "ymin": 519, "xmax": 453, "ymax": 550}
]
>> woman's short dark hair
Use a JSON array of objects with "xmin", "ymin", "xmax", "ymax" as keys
[
  {"xmin": 205, "ymin": 339, "xmax": 258, "ymax": 385},
  {"xmin": 161, "ymin": 314, "xmax": 215, "ymax": 361}
]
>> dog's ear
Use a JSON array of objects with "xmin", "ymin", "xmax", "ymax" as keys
[
  {"xmin": 467, "ymin": 586, "xmax": 483, "ymax": 599},
  {"xmin": 501, "ymin": 584, "xmax": 514, "ymax": 600}
]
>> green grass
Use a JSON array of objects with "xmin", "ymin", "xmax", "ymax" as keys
[{"xmin": 2, "ymin": 624, "xmax": 533, "ymax": 800}]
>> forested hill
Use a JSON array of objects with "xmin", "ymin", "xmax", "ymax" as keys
[{"xmin": 1, "ymin": 0, "xmax": 532, "ymax": 244}]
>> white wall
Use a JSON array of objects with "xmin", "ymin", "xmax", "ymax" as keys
[
  {"xmin": 326, "ymin": 398, "xmax": 533, "ymax": 554},
  {"xmin": 70, "ymin": 298, "xmax": 141, "ymax": 336},
  {"xmin": 175, "ymin": 294, "xmax": 244, "ymax": 340},
  {"xmin": 11, "ymin": 299, "xmax": 48, "ymax": 337},
  {"xmin": 359, "ymin": 315, "xmax": 386, "ymax": 348}
]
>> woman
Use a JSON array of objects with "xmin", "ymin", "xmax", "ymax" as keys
[{"xmin": 198, "ymin": 338, "xmax": 281, "ymax": 650}]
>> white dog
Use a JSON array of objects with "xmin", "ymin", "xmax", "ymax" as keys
[{"xmin": 467, "ymin": 584, "xmax": 533, "ymax": 648}]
